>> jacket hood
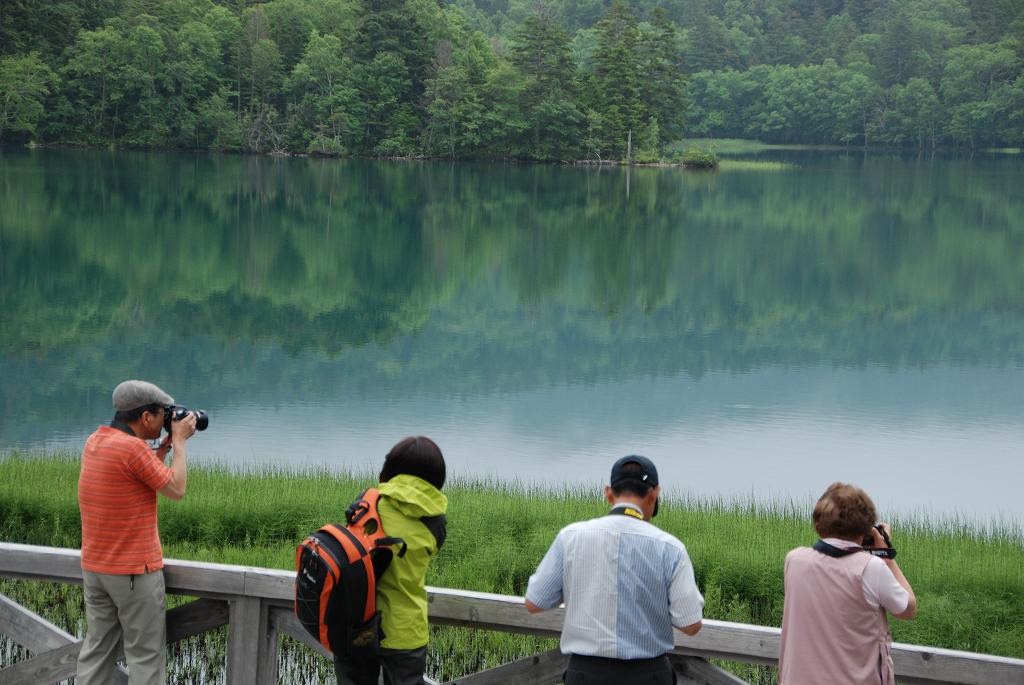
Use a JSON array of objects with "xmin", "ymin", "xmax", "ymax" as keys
[{"xmin": 377, "ymin": 474, "xmax": 448, "ymax": 518}]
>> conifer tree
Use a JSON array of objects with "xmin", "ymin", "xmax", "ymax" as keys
[
  {"xmin": 592, "ymin": 0, "xmax": 642, "ymax": 157},
  {"xmin": 638, "ymin": 8, "xmax": 687, "ymax": 149},
  {"xmin": 354, "ymin": 0, "xmax": 434, "ymax": 153},
  {"xmin": 510, "ymin": 5, "xmax": 584, "ymax": 159}
]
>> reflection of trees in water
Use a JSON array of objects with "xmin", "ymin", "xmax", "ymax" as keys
[{"xmin": 2, "ymin": 150, "xmax": 1023, "ymax": 366}]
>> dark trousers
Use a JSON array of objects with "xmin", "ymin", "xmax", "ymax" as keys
[
  {"xmin": 333, "ymin": 646, "xmax": 428, "ymax": 685},
  {"xmin": 565, "ymin": 654, "xmax": 675, "ymax": 685}
]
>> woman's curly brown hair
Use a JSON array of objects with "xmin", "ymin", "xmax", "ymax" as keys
[{"xmin": 812, "ymin": 482, "xmax": 877, "ymax": 540}]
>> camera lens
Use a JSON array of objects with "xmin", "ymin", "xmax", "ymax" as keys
[{"xmin": 164, "ymin": 406, "xmax": 209, "ymax": 432}]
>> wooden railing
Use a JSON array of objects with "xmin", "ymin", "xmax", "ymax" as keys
[{"xmin": 2, "ymin": 542, "xmax": 1023, "ymax": 685}]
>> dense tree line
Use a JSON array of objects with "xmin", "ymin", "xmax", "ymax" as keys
[
  {"xmin": 0, "ymin": 0, "xmax": 1022, "ymax": 156},
  {"xmin": 0, "ymin": 0, "xmax": 685, "ymax": 159}
]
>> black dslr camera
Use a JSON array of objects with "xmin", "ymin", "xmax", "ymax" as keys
[
  {"xmin": 863, "ymin": 524, "xmax": 897, "ymax": 559},
  {"xmin": 863, "ymin": 523, "xmax": 890, "ymax": 547},
  {"xmin": 164, "ymin": 405, "xmax": 210, "ymax": 433}
]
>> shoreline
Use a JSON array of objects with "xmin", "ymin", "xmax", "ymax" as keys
[{"xmin": 7, "ymin": 139, "xmax": 1021, "ymax": 163}]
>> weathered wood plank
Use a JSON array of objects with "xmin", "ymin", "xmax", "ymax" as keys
[
  {"xmin": 257, "ymin": 605, "xmax": 280, "ymax": 685},
  {"xmin": 890, "ymin": 644, "xmax": 1024, "ymax": 685},
  {"xmin": 427, "ymin": 587, "xmax": 564, "ymax": 638},
  {"xmin": 271, "ymin": 606, "xmax": 332, "ymax": 659},
  {"xmin": 166, "ymin": 598, "xmax": 230, "ymax": 643},
  {"xmin": 226, "ymin": 597, "xmax": 279, "ymax": 685},
  {"xmin": 0, "ymin": 640, "xmax": 83, "ymax": 685},
  {"xmin": 669, "ymin": 655, "xmax": 751, "ymax": 685},
  {"xmin": 0, "ymin": 592, "xmax": 76, "ymax": 652},
  {"xmin": 242, "ymin": 566, "xmax": 295, "ymax": 600},
  {"xmin": 163, "ymin": 561, "xmax": 248, "ymax": 597},
  {"xmin": 670, "ymin": 619, "xmax": 779, "ymax": 664},
  {"xmin": 0, "ymin": 640, "xmax": 128, "ymax": 685},
  {"xmin": 446, "ymin": 649, "xmax": 567, "ymax": 685},
  {"xmin": 0, "ymin": 543, "xmax": 82, "ymax": 584},
  {"xmin": 226, "ymin": 597, "xmax": 262, "ymax": 685}
]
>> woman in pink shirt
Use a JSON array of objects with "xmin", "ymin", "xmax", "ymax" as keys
[{"xmin": 779, "ymin": 482, "xmax": 917, "ymax": 685}]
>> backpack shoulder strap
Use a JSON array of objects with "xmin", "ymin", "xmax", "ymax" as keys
[
  {"xmin": 349, "ymin": 488, "xmax": 408, "ymax": 557},
  {"xmin": 346, "ymin": 488, "xmax": 378, "ymax": 526}
]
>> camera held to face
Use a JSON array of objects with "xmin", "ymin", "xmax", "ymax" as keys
[
  {"xmin": 863, "ymin": 524, "xmax": 888, "ymax": 547},
  {"xmin": 164, "ymin": 405, "xmax": 209, "ymax": 434},
  {"xmin": 861, "ymin": 523, "xmax": 897, "ymax": 558}
]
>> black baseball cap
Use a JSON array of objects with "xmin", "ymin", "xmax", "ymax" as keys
[{"xmin": 610, "ymin": 455, "xmax": 659, "ymax": 488}]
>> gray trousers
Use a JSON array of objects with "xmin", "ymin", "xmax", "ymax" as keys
[
  {"xmin": 77, "ymin": 569, "xmax": 166, "ymax": 685},
  {"xmin": 334, "ymin": 646, "xmax": 428, "ymax": 685}
]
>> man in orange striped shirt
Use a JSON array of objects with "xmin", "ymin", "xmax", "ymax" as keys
[{"xmin": 77, "ymin": 380, "xmax": 196, "ymax": 685}]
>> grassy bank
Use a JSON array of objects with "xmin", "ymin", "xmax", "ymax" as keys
[
  {"xmin": 675, "ymin": 138, "xmax": 845, "ymax": 154},
  {"xmin": 718, "ymin": 159, "xmax": 797, "ymax": 171},
  {"xmin": 2, "ymin": 452, "xmax": 1022, "ymax": 680}
]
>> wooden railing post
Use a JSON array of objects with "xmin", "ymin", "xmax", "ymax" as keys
[
  {"xmin": 259, "ymin": 600, "xmax": 281, "ymax": 685},
  {"xmin": 226, "ymin": 597, "xmax": 278, "ymax": 685}
]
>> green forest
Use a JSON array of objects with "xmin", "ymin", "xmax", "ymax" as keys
[{"xmin": 1, "ymin": 0, "xmax": 1022, "ymax": 158}]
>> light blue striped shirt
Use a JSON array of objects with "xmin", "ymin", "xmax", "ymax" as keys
[{"xmin": 526, "ymin": 504, "xmax": 704, "ymax": 659}]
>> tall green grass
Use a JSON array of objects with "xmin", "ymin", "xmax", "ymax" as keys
[
  {"xmin": 719, "ymin": 160, "xmax": 797, "ymax": 171},
  {"xmin": 676, "ymin": 139, "xmax": 779, "ymax": 154},
  {"xmin": 2, "ymin": 450, "xmax": 1022, "ymax": 679},
  {"xmin": 675, "ymin": 138, "xmax": 848, "ymax": 154}
]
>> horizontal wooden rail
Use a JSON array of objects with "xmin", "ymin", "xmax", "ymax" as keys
[{"xmin": 2, "ymin": 543, "xmax": 1023, "ymax": 684}]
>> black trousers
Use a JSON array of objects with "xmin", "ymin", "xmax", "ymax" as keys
[
  {"xmin": 333, "ymin": 646, "xmax": 428, "ymax": 685},
  {"xmin": 565, "ymin": 654, "xmax": 675, "ymax": 685}
]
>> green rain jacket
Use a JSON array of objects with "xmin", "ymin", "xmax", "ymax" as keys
[{"xmin": 376, "ymin": 474, "xmax": 448, "ymax": 649}]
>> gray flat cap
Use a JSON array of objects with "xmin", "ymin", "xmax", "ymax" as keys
[{"xmin": 112, "ymin": 380, "xmax": 174, "ymax": 411}]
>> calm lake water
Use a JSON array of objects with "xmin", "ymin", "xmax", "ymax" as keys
[{"xmin": 1, "ymin": 149, "xmax": 1022, "ymax": 524}]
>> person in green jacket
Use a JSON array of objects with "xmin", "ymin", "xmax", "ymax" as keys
[{"xmin": 334, "ymin": 436, "xmax": 448, "ymax": 685}]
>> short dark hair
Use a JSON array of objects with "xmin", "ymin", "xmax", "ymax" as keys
[
  {"xmin": 379, "ymin": 436, "xmax": 446, "ymax": 490},
  {"xmin": 113, "ymin": 403, "xmax": 163, "ymax": 424},
  {"xmin": 611, "ymin": 461, "xmax": 654, "ymax": 498},
  {"xmin": 813, "ymin": 482, "xmax": 877, "ymax": 540}
]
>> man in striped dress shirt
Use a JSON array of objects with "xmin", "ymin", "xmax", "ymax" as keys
[
  {"xmin": 77, "ymin": 380, "xmax": 196, "ymax": 684},
  {"xmin": 525, "ymin": 456, "xmax": 704, "ymax": 684}
]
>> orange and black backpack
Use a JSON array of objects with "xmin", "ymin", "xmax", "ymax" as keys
[{"xmin": 294, "ymin": 488, "xmax": 407, "ymax": 657}]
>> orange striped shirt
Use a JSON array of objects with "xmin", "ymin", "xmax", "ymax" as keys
[{"xmin": 78, "ymin": 426, "xmax": 173, "ymax": 574}]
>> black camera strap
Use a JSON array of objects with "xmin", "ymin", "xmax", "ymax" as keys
[
  {"xmin": 813, "ymin": 540, "xmax": 858, "ymax": 557},
  {"xmin": 813, "ymin": 539, "xmax": 897, "ymax": 560},
  {"xmin": 608, "ymin": 504, "xmax": 645, "ymax": 520},
  {"xmin": 110, "ymin": 419, "xmax": 136, "ymax": 436}
]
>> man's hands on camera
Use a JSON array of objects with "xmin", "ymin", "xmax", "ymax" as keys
[
  {"xmin": 171, "ymin": 411, "xmax": 198, "ymax": 446},
  {"xmin": 157, "ymin": 412, "xmax": 194, "ymax": 500},
  {"xmin": 158, "ymin": 411, "xmax": 197, "ymax": 450}
]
